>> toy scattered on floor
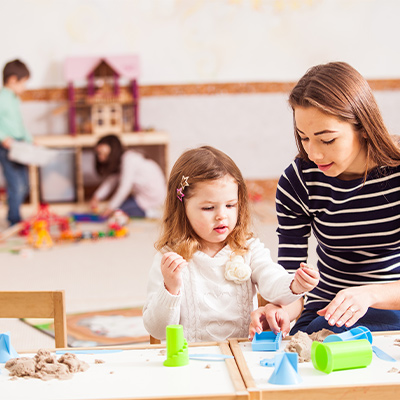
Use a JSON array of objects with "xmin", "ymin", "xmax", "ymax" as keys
[
  {"xmin": 252, "ymin": 331, "xmax": 282, "ymax": 351},
  {"xmin": 15, "ymin": 205, "xmax": 129, "ymax": 249},
  {"xmin": 164, "ymin": 324, "xmax": 189, "ymax": 367},
  {"xmin": 0, "ymin": 332, "xmax": 19, "ymax": 363},
  {"xmin": 70, "ymin": 212, "xmax": 107, "ymax": 223},
  {"xmin": 28, "ymin": 220, "xmax": 53, "ymax": 249}
]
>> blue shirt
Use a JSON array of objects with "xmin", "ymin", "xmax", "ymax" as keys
[
  {"xmin": 276, "ymin": 158, "xmax": 400, "ymax": 311},
  {"xmin": 0, "ymin": 87, "xmax": 31, "ymax": 143}
]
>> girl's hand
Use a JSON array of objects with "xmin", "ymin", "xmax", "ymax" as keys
[
  {"xmin": 161, "ymin": 252, "xmax": 188, "ymax": 295},
  {"xmin": 317, "ymin": 286, "xmax": 371, "ymax": 328},
  {"xmin": 249, "ymin": 303, "xmax": 291, "ymax": 340},
  {"xmin": 291, "ymin": 262, "xmax": 319, "ymax": 294}
]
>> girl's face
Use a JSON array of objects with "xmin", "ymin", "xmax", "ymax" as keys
[
  {"xmin": 184, "ymin": 175, "xmax": 238, "ymax": 257},
  {"xmin": 96, "ymin": 143, "xmax": 111, "ymax": 163},
  {"xmin": 295, "ymin": 106, "xmax": 368, "ymax": 180}
]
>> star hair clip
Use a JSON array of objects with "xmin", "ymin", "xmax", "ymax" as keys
[{"xmin": 177, "ymin": 175, "xmax": 189, "ymax": 202}]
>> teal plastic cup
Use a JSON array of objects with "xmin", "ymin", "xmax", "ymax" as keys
[
  {"xmin": 323, "ymin": 326, "xmax": 373, "ymax": 344},
  {"xmin": 311, "ymin": 339, "xmax": 372, "ymax": 374},
  {"xmin": 163, "ymin": 324, "xmax": 189, "ymax": 367}
]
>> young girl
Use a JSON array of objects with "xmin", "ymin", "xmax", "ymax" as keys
[
  {"xmin": 250, "ymin": 61, "xmax": 400, "ymax": 339},
  {"xmin": 90, "ymin": 134, "xmax": 166, "ymax": 218},
  {"xmin": 143, "ymin": 146, "xmax": 319, "ymax": 342}
]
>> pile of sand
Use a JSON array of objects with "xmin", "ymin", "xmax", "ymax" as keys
[
  {"xmin": 285, "ymin": 329, "xmax": 334, "ymax": 362},
  {"xmin": 5, "ymin": 349, "xmax": 89, "ymax": 380}
]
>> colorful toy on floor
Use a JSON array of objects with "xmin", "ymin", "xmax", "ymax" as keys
[
  {"xmin": 0, "ymin": 332, "xmax": 19, "ymax": 363},
  {"xmin": 252, "ymin": 331, "xmax": 282, "ymax": 351},
  {"xmin": 70, "ymin": 213, "xmax": 107, "ymax": 223},
  {"xmin": 164, "ymin": 325, "xmax": 189, "ymax": 367},
  {"xmin": 311, "ymin": 339, "xmax": 372, "ymax": 374},
  {"xmin": 14, "ymin": 205, "xmax": 129, "ymax": 249},
  {"xmin": 28, "ymin": 220, "xmax": 53, "ymax": 249}
]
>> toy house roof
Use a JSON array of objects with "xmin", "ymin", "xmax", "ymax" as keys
[{"xmin": 64, "ymin": 55, "xmax": 140, "ymax": 81}]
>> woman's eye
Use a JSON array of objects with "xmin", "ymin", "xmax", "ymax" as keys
[
  {"xmin": 299, "ymin": 136, "xmax": 309, "ymax": 142},
  {"xmin": 322, "ymin": 138, "xmax": 335, "ymax": 145}
]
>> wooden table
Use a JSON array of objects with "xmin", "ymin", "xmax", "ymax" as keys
[
  {"xmin": 229, "ymin": 332, "xmax": 400, "ymax": 400},
  {"xmin": 29, "ymin": 132, "xmax": 169, "ymax": 207},
  {"xmin": 0, "ymin": 342, "xmax": 248, "ymax": 400}
]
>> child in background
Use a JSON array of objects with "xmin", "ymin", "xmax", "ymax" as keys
[
  {"xmin": 90, "ymin": 134, "xmax": 166, "ymax": 218},
  {"xmin": 0, "ymin": 59, "xmax": 31, "ymax": 226},
  {"xmin": 143, "ymin": 146, "xmax": 319, "ymax": 342}
]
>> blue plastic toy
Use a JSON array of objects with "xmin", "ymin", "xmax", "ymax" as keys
[
  {"xmin": 252, "ymin": 331, "xmax": 282, "ymax": 351},
  {"xmin": 0, "ymin": 332, "xmax": 19, "ymax": 363},
  {"xmin": 268, "ymin": 352, "xmax": 302, "ymax": 385},
  {"xmin": 323, "ymin": 326, "xmax": 373, "ymax": 344}
]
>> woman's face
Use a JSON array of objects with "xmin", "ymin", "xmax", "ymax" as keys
[
  {"xmin": 96, "ymin": 144, "xmax": 111, "ymax": 163},
  {"xmin": 294, "ymin": 106, "xmax": 368, "ymax": 180}
]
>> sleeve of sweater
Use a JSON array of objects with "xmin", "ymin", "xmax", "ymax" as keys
[
  {"xmin": 93, "ymin": 174, "xmax": 119, "ymax": 201},
  {"xmin": 249, "ymin": 238, "xmax": 304, "ymax": 306},
  {"xmin": 276, "ymin": 159, "xmax": 312, "ymax": 273},
  {"xmin": 142, "ymin": 253, "xmax": 182, "ymax": 340}
]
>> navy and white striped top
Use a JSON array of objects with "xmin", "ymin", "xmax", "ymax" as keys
[{"xmin": 276, "ymin": 158, "xmax": 400, "ymax": 311}]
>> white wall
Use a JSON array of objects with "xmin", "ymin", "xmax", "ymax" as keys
[
  {"xmin": 2, "ymin": 0, "xmax": 400, "ymax": 86},
  {"xmin": 2, "ymin": 0, "xmax": 400, "ymax": 186}
]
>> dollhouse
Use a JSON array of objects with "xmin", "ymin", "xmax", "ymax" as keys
[{"xmin": 64, "ymin": 55, "xmax": 140, "ymax": 135}]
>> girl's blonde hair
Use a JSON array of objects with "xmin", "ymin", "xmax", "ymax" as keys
[
  {"xmin": 289, "ymin": 62, "xmax": 400, "ymax": 177},
  {"xmin": 155, "ymin": 146, "xmax": 252, "ymax": 260}
]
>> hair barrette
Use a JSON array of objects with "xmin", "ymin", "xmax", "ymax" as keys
[{"xmin": 177, "ymin": 175, "xmax": 189, "ymax": 202}]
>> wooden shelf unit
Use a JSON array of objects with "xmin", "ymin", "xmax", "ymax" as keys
[{"xmin": 29, "ymin": 132, "xmax": 169, "ymax": 207}]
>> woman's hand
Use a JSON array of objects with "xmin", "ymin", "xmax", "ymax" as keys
[
  {"xmin": 89, "ymin": 197, "xmax": 99, "ymax": 211},
  {"xmin": 291, "ymin": 262, "xmax": 320, "ymax": 294},
  {"xmin": 249, "ymin": 303, "xmax": 291, "ymax": 340},
  {"xmin": 317, "ymin": 286, "xmax": 372, "ymax": 328},
  {"xmin": 161, "ymin": 252, "xmax": 188, "ymax": 296}
]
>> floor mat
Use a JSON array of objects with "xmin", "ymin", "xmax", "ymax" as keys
[{"xmin": 22, "ymin": 307, "xmax": 149, "ymax": 347}]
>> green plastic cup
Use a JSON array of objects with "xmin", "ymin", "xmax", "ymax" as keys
[
  {"xmin": 311, "ymin": 339, "xmax": 372, "ymax": 374},
  {"xmin": 163, "ymin": 324, "xmax": 189, "ymax": 367}
]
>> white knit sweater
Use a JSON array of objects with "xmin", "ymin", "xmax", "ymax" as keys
[{"xmin": 142, "ymin": 238, "xmax": 302, "ymax": 342}]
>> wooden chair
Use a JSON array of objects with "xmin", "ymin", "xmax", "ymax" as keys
[
  {"xmin": 149, "ymin": 293, "xmax": 269, "ymax": 344},
  {"xmin": 0, "ymin": 290, "xmax": 68, "ymax": 348}
]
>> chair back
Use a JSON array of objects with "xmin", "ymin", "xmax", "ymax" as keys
[{"xmin": 0, "ymin": 290, "xmax": 67, "ymax": 348}]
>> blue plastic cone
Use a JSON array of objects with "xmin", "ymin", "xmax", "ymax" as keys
[
  {"xmin": 268, "ymin": 352, "xmax": 302, "ymax": 385},
  {"xmin": 0, "ymin": 332, "xmax": 19, "ymax": 363}
]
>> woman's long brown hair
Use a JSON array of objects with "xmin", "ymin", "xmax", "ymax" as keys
[
  {"xmin": 95, "ymin": 134, "xmax": 124, "ymax": 177},
  {"xmin": 289, "ymin": 62, "xmax": 400, "ymax": 177}
]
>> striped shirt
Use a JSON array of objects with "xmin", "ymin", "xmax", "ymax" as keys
[{"xmin": 276, "ymin": 158, "xmax": 400, "ymax": 311}]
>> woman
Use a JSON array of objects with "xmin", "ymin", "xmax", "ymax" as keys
[
  {"xmin": 90, "ymin": 134, "xmax": 166, "ymax": 218},
  {"xmin": 250, "ymin": 62, "xmax": 400, "ymax": 338}
]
